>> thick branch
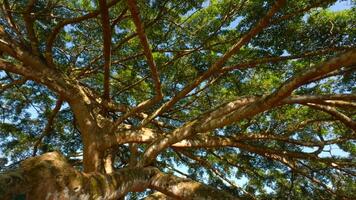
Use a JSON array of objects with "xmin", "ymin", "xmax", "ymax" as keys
[
  {"xmin": 282, "ymin": 94, "xmax": 356, "ymax": 104},
  {"xmin": 110, "ymin": 129, "xmax": 352, "ymax": 149},
  {"xmin": 144, "ymin": 192, "xmax": 171, "ymax": 200},
  {"xmin": 0, "ymin": 58, "xmax": 71, "ymax": 100},
  {"xmin": 103, "ymin": 93, "xmax": 355, "ymax": 151},
  {"xmin": 23, "ymin": 0, "xmax": 40, "ymax": 57},
  {"xmin": 199, "ymin": 49, "xmax": 356, "ymax": 132},
  {"xmin": 204, "ymin": 94, "xmax": 356, "ymax": 124},
  {"xmin": 0, "ymin": 152, "xmax": 236, "ymax": 200},
  {"xmin": 150, "ymin": 169, "xmax": 238, "ymax": 200},
  {"xmin": 0, "ymin": 152, "xmax": 156, "ymax": 199},
  {"xmin": 0, "ymin": 35, "xmax": 87, "ymax": 102}
]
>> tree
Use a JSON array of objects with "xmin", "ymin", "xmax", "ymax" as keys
[{"xmin": 0, "ymin": 0, "xmax": 355, "ymax": 199}]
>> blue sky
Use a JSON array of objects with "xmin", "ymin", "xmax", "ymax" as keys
[{"xmin": 330, "ymin": 0, "xmax": 353, "ymax": 11}]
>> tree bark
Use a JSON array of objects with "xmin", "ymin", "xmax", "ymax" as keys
[{"xmin": 0, "ymin": 152, "xmax": 237, "ymax": 200}]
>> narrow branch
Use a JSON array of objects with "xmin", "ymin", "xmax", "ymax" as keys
[
  {"xmin": 32, "ymin": 98, "xmax": 63, "ymax": 156},
  {"xmin": 127, "ymin": 0, "xmax": 162, "ymax": 95},
  {"xmin": 261, "ymin": 152, "xmax": 337, "ymax": 196},
  {"xmin": 0, "ymin": 77, "xmax": 27, "ymax": 94},
  {"xmin": 98, "ymin": 96, "xmax": 169, "ymax": 129},
  {"xmin": 175, "ymin": 149, "xmax": 255, "ymax": 199},
  {"xmin": 1, "ymin": 0, "xmax": 25, "ymax": 45},
  {"xmin": 305, "ymin": 103, "xmax": 356, "ymax": 131},
  {"xmin": 210, "ymin": 151, "xmax": 264, "ymax": 179},
  {"xmin": 111, "ymin": 7, "xmax": 128, "ymax": 29},
  {"xmin": 78, "ymin": 8, "xmax": 167, "ymax": 79},
  {"xmin": 98, "ymin": 0, "xmax": 112, "ymax": 101},
  {"xmin": 111, "ymin": 0, "xmax": 164, "ymax": 126},
  {"xmin": 112, "ymin": 75, "xmax": 148, "ymax": 95},
  {"xmin": 272, "ymin": 0, "xmax": 335, "ymax": 24},
  {"xmin": 220, "ymin": 46, "xmax": 353, "ymax": 72},
  {"xmin": 45, "ymin": 0, "xmax": 120, "ymax": 66}
]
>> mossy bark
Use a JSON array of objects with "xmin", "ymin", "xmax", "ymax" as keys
[{"xmin": 0, "ymin": 152, "xmax": 237, "ymax": 199}]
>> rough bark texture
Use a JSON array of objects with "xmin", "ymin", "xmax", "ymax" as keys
[{"xmin": 0, "ymin": 152, "xmax": 237, "ymax": 200}]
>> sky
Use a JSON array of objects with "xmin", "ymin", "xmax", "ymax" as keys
[{"xmin": 329, "ymin": 0, "xmax": 353, "ymax": 11}]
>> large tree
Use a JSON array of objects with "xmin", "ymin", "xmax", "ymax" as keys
[{"xmin": 0, "ymin": 0, "xmax": 355, "ymax": 199}]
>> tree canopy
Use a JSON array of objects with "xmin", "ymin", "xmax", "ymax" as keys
[{"xmin": 0, "ymin": 0, "xmax": 355, "ymax": 199}]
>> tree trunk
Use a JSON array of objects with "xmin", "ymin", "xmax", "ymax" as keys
[
  {"xmin": 67, "ymin": 90, "xmax": 109, "ymax": 173},
  {"xmin": 0, "ymin": 152, "xmax": 237, "ymax": 200}
]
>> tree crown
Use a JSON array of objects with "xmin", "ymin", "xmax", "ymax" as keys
[{"xmin": 0, "ymin": 0, "xmax": 355, "ymax": 199}]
